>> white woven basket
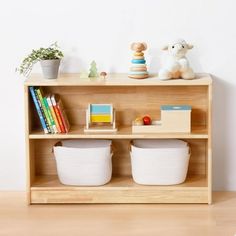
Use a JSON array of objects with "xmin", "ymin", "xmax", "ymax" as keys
[
  {"xmin": 131, "ymin": 139, "xmax": 190, "ymax": 185},
  {"xmin": 53, "ymin": 140, "xmax": 112, "ymax": 186}
]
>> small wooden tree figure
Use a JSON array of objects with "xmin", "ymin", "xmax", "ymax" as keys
[{"xmin": 89, "ymin": 61, "xmax": 98, "ymax": 78}]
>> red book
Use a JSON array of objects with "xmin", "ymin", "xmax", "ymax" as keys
[
  {"xmin": 51, "ymin": 94, "xmax": 70, "ymax": 133},
  {"xmin": 50, "ymin": 94, "xmax": 66, "ymax": 133}
]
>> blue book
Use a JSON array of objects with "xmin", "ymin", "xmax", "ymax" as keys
[
  {"xmin": 34, "ymin": 87, "xmax": 51, "ymax": 133},
  {"xmin": 29, "ymin": 86, "xmax": 48, "ymax": 134}
]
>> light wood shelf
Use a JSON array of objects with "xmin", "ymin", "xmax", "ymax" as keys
[
  {"xmin": 32, "ymin": 175, "xmax": 207, "ymax": 190},
  {"xmin": 25, "ymin": 73, "xmax": 212, "ymax": 204},
  {"xmin": 25, "ymin": 73, "xmax": 212, "ymax": 86},
  {"xmin": 30, "ymin": 175, "xmax": 208, "ymax": 204},
  {"xmin": 29, "ymin": 125, "xmax": 208, "ymax": 139}
]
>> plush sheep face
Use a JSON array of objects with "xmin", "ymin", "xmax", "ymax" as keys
[
  {"xmin": 162, "ymin": 39, "xmax": 193, "ymax": 59},
  {"xmin": 168, "ymin": 42, "xmax": 188, "ymax": 58}
]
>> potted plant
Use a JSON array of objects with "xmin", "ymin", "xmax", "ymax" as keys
[{"xmin": 17, "ymin": 42, "xmax": 64, "ymax": 79}]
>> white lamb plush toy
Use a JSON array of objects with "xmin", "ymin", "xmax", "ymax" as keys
[{"xmin": 159, "ymin": 39, "xmax": 195, "ymax": 80}]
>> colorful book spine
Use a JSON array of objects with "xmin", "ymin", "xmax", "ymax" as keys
[
  {"xmin": 34, "ymin": 87, "xmax": 51, "ymax": 133},
  {"xmin": 46, "ymin": 96, "xmax": 61, "ymax": 133},
  {"xmin": 51, "ymin": 94, "xmax": 66, "ymax": 133},
  {"xmin": 57, "ymin": 99, "xmax": 70, "ymax": 133},
  {"xmin": 29, "ymin": 87, "xmax": 48, "ymax": 134},
  {"xmin": 43, "ymin": 97, "xmax": 58, "ymax": 133},
  {"xmin": 35, "ymin": 88, "xmax": 54, "ymax": 134}
]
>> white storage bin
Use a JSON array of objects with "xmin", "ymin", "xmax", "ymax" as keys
[
  {"xmin": 53, "ymin": 140, "xmax": 112, "ymax": 186},
  {"xmin": 131, "ymin": 139, "xmax": 190, "ymax": 185}
]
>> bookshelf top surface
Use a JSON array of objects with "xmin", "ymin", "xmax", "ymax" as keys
[{"xmin": 24, "ymin": 73, "xmax": 212, "ymax": 86}]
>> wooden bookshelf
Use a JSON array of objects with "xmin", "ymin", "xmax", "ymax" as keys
[{"xmin": 25, "ymin": 73, "xmax": 212, "ymax": 204}]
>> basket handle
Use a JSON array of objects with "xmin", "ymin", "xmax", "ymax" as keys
[
  {"xmin": 52, "ymin": 141, "xmax": 62, "ymax": 153},
  {"xmin": 129, "ymin": 140, "xmax": 134, "ymax": 152},
  {"xmin": 129, "ymin": 140, "xmax": 191, "ymax": 155},
  {"xmin": 52, "ymin": 141, "xmax": 114, "ymax": 153},
  {"xmin": 110, "ymin": 144, "xmax": 114, "ymax": 154}
]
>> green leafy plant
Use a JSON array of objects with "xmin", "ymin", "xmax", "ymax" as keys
[{"xmin": 17, "ymin": 42, "xmax": 64, "ymax": 77}]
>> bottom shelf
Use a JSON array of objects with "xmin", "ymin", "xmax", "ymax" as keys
[{"xmin": 30, "ymin": 175, "xmax": 209, "ymax": 204}]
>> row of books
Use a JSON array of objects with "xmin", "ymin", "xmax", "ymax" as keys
[{"xmin": 29, "ymin": 86, "xmax": 70, "ymax": 134}]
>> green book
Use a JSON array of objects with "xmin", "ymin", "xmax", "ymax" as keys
[
  {"xmin": 35, "ymin": 88, "xmax": 54, "ymax": 133},
  {"xmin": 43, "ymin": 97, "xmax": 58, "ymax": 133}
]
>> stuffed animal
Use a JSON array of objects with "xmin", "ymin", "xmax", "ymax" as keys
[
  {"xmin": 129, "ymin": 42, "xmax": 148, "ymax": 79},
  {"xmin": 158, "ymin": 39, "xmax": 195, "ymax": 80}
]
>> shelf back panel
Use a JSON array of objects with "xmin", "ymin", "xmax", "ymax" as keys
[
  {"xmin": 28, "ymin": 86, "xmax": 209, "ymax": 130},
  {"xmin": 33, "ymin": 139, "xmax": 207, "ymax": 178}
]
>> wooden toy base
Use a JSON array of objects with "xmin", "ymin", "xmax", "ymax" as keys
[
  {"xmin": 128, "ymin": 74, "xmax": 149, "ymax": 79},
  {"xmin": 132, "ymin": 123, "xmax": 191, "ymax": 133},
  {"xmin": 84, "ymin": 126, "xmax": 117, "ymax": 133}
]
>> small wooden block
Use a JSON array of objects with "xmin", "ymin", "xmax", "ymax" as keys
[
  {"xmin": 130, "ymin": 67, "xmax": 147, "ymax": 72},
  {"xmin": 129, "ymin": 71, "xmax": 148, "ymax": 75},
  {"xmin": 134, "ymin": 52, "xmax": 144, "ymax": 56},
  {"xmin": 130, "ymin": 64, "xmax": 147, "ymax": 68},
  {"xmin": 91, "ymin": 114, "xmax": 112, "ymax": 123},
  {"xmin": 131, "ymin": 59, "xmax": 146, "ymax": 64},
  {"xmin": 132, "ymin": 123, "xmax": 191, "ymax": 133},
  {"xmin": 91, "ymin": 104, "xmax": 111, "ymax": 114},
  {"xmin": 128, "ymin": 74, "xmax": 149, "ymax": 79},
  {"xmin": 133, "ymin": 56, "xmax": 144, "ymax": 60}
]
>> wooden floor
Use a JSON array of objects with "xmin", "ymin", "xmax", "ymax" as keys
[{"xmin": 0, "ymin": 192, "xmax": 236, "ymax": 236}]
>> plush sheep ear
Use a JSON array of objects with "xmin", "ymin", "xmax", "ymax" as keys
[
  {"xmin": 142, "ymin": 42, "xmax": 147, "ymax": 50},
  {"xmin": 187, "ymin": 44, "xmax": 194, "ymax": 49},
  {"xmin": 131, "ymin": 42, "xmax": 136, "ymax": 50},
  {"xmin": 162, "ymin": 45, "xmax": 169, "ymax": 50}
]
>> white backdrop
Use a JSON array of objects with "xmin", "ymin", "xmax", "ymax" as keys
[{"xmin": 0, "ymin": 0, "xmax": 235, "ymax": 190}]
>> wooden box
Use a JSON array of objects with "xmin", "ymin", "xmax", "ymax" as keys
[{"xmin": 132, "ymin": 105, "xmax": 191, "ymax": 133}]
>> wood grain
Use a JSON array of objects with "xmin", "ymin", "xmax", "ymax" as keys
[
  {"xmin": 33, "ymin": 139, "xmax": 207, "ymax": 176},
  {"xmin": 24, "ymin": 73, "xmax": 212, "ymax": 204},
  {"xmin": 30, "ymin": 175, "xmax": 208, "ymax": 204},
  {"xmin": 46, "ymin": 85, "xmax": 208, "ymax": 127},
  {"xmin": 208, "ymin": 84, "xmax": 213, "ymax": 204},
  {"xmin": 29, "ymin": 125, "xmax": 208, "ymax": 139},
  {"xmin": 25, "ymin": 73, "xmax": 212, "ymax": 86},
  {"xmin": 0, "ymin": 192, "xmax": 235, "ymax": 236}
]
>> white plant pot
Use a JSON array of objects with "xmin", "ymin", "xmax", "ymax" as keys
[{"xmin": 40, "ymin": 59, "xmax": 60, "ymax": 79}]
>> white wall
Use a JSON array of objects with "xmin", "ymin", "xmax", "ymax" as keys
[{"xmin": 0, "ymin": 0, "xmax": 235, "ymax": 190}]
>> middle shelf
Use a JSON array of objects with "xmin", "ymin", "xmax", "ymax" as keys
[{"xmin": 29, "ymin": 125, "xmax": 208, "ymax": 139}]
